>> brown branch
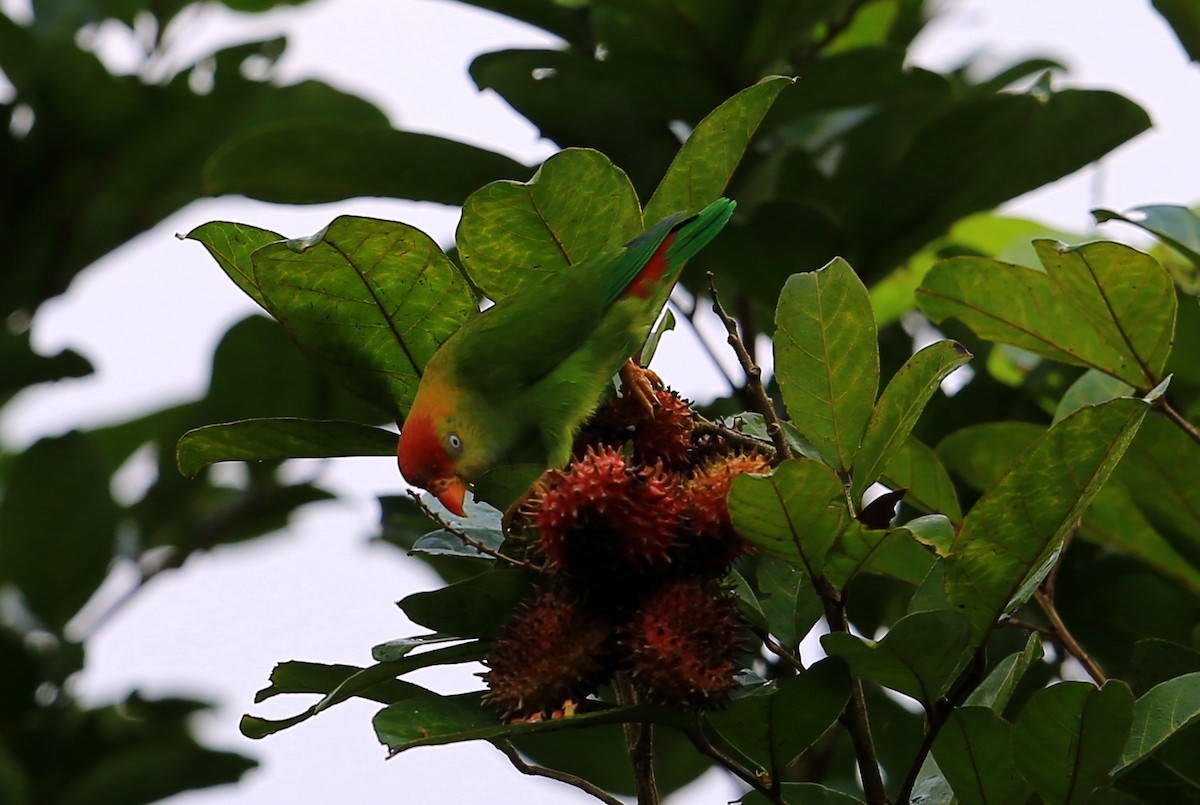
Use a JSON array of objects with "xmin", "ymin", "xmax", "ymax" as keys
[
  {"xmin": 707, "ymin": 274, "xmax": 794, "ymax": 463},
  {"xmin": 406, "ymin": 490, "xmax": 532, "ymax": 569},
  {"xmin": 753, "ymin": 626, "xmax": 806, "ymax": 674},
  {"xmin": 613, "ymin": 675, "xmax": 659, "ymax": 805},
  {"xmin": 1156, "ymin": 396, "xmax": 1200, "ymax": 447},
  {"xmin": 684, "ymin": 728, "xmax": 783, "ymax": 804},
  {"xmin": 1001, "ymin": 617, "xmax": 1055, "ymax": 638},
  {"xmin": 492, "ymin": 740, "xmax": 624, "ymax": 805},
  {"xmin": 1035, "ymin": 590, "xmax": 1108, "ymax": 685},
  {"xmin": 819, "ymin": 588, "xmax": 888, "ymax": 805},
  {"xmin": 693, "ymin": 417, "xmax": 777, "ymax": 458},
  {"xmin": 668, "ymin": 295, "xmax": 741, "ymax": 393}
]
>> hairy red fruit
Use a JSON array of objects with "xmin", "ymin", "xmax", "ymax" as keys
[
  {"xmin": 531, "ymin": 447, "xmax": 683, "ymax": 572},
  {"xmin": 680, "ymin": 453, "xmax": 772, "ymax": 565},
  {"xmin": 574, "ymin": 384, "xmax": 694, "ymax": 468},
  {"xmin": 626, "ymin": 578, "xmax": 742, "ymax": 707},
  {"xmin": 482, "ymin": 585, "xmax": 612, "ymax": 719}
]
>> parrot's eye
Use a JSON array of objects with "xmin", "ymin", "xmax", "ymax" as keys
[{"xmin": 446, "ymin": 432, "xmax": 463, "ymax": 454}]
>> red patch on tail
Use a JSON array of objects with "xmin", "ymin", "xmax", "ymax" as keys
[{"xmin": 625, "ymin": 232, "xmax": 677, "ymax": 299}]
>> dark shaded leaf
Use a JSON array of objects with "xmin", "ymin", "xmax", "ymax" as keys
[
  {"xmin": 932, "ymin": 706, "xmax": 1028, "ymax": 805},
  {"xmin": 176, "ymin": 418, "xmax": 397, "ymax": 477},
  {"xmin": 880, "ymin": 437, "xmax": 963, "ymax": 523},
  {"xmin": 397, "ymin": 570, "xmax": 533, "ymax": 638}
]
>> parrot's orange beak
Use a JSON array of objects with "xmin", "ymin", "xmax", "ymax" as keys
[{"xmin": 430, "ymin": 476, "xmax": 468, "ymax": 517}]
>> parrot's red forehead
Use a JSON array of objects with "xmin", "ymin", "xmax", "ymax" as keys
[{"xmin": 397, "ymin": 412, "xmax": 451, "ymax": 486}]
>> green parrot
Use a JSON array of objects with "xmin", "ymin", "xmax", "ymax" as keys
[{"xmin": 397, "ymin": 198, "xmax": 735, "ymax": 515}]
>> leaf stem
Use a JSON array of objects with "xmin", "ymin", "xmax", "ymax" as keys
[
  {"xmin": 614, "ymin": 675, "xmax": 659, "ymax": 805},
  {"xmin": 707, "ymin": 274, "xmax": 794, "ymax": 463},
  {"xmin": 684, "ymin": 728, "xmax": 783, "ymax": 804},
  {"xmin": 492, "ymin": 739, "xmax": 624, "ymax": 805},
  {"xmin": 406, "ymin": 491, "xmax": 532, "ymax": 569},
  {"xmin": 1155, "ymin": 396, "xmax": 1200, "ymax": 447}
]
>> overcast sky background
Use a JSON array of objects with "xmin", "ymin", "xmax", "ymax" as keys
[{"xmin": 3, "ymin": 1, "xmax": 1199, "ymax": 803}]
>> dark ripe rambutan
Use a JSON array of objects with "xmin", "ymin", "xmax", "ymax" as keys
[
  {"xmin": 679, "ymin": 453, "xmax": 773, "ymax": 567},
  {"xmin": 573, "ymin": 384, "xmax": 695, "ymax": 468},
  {"xmin": 626, "ymin": 578, "xmax": 743, "ymax": 708},
  {"xmin": 481, "ymin": 584, "xmax": 613, "ymax": 719},
  {"xmin": 530, "ymin": 447, "xmax": 683, "ymax": 574}
]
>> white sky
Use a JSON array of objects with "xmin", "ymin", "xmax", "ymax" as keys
[{"xmin": 3, "ymin": 1, "xmax": 1198, "ymax": 803}]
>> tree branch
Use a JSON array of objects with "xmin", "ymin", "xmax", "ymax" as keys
[
  {"xmin": 406, "ymin": 490, "xmax": 532, "ymax": 569},
  {"xmin": 685, "ymin": 728, "xmax": 783, "ymax": 804},
  {"xmin": 1035, "ymin": 590, "xmax": 1107, "ymax": 685},
  {"xmin": 707, "ymin": 274, "xmax": 794, "ymax": 463},
  {"xmin": 1155, "ymin": 396, "xmax": 1200, "ymax": 447},
  {"xmin": 492, "ymin": 739, "xmax": 624, "ymax": 805},
  {"xmin": 614, "ymin": 675, "xmax": 659, "ymax": 805},
  {"xmin": 668, "ymin": 294, "xmax": 741, "ymax": 393}
]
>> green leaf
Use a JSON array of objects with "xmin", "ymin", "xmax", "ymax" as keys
[
  {"xmin": 905, "ymin": 514, "xmax": 956, "ymax": 557},
  {"xmin": 240, "ymin": 642, "xmax": 485, "ymax": 739},
  {"xmin": 397, "ymin": 569, "xmax": 533, "ymax": 638},
  {"xmin": 917, "ymin": 240, "xmax": 1176, "ymax": 389},
  {"xmin": 0, "ymin": 433, "xmax": 118, "ymax": 631},
  {"xmin": 937, "ymin": 422, "xmax": 1045, "ymax": 493},
  {"xmin": 727, "ymin": 458, "xmax": 849, "ymax": 572},
  {"xmin": 456, "ymin": 147, "xmax": 643, "ymax": 301},
  {"xmin": 1013, "ymin": 680, "xmax": 1135, "ymax": 805},
  {"xmin": 184, "ymin": 221, "xmax": 281, "ymax": 312},
  {"xmin": 1118, "ymin": 672, "xmax": 1200, "ymax": 772},
  {"xmin": 1115, "ymin": 414, "xmax": 1200, "ymax": 562},
  {"xmin": 1094, "ymin": 204, "xmax": 1200, "ymax": 267},
  {"xmin": 205, "ymin": 123, "xmax": 527, "ymax": 205},
  {"xmin": 932, "ymin": 707, "xmax": 1028, "ymax": 805},
  {"xmin": 251, "ymin": 215, "xmax": 476, "ymax": 419},
  {"xmin": 824, "ymin": 522, "xmax": 935, "ymax": 589},
  {"xmin": 642, "ymin": 76, "xmax": 792, "ymax": 225},
  {"xmin": 374, "ymin": 691, "xmax": 697, "ymax": 753},
  {"xmin": 176, "ymin": 418, "xmax": 397, "ymax": 478},
  {"xmin": 945, "ymin": 399, "xmax": 1148, "ymax": 644},
  {"xmin": 0, "ymin": 326, "xmax": 92, "ymax": 406},
  {"xmin": 851, "ymin": 340, "xmax": 971, "ymax": 500},
  {"xmin": 1081, "ymin": 486, "xmax": 1200, "ymax": 596},
  {"xmin": 775, "ymin": 258, "xmax": 879, "ymax": 472},
  {"xmin": 741, "ymin": 783, "xmax": 865, "ymax": 805},
  {"xmin": 371, "ymin": 634, "xmax": 463, "ymax": 663},
  {"xmin": 756, "ymin": 558, "xmax": 823, "ymax": 647},
  {"xmin": 1151, "ymin": 1, "xmax": 1200, "ymax": 62},
  {"xmin": 1054, "ymin": 369, "xmax": 1135, "ymax": 424},
  {"xmin": 821, "ymin": 609, "xmax": 972, "ymax": 708},
  {"xmin": 410, "ymin": 528, "xmax": 505, "ymax": 560},
  {"xmin": 965, "ymin": 632, "xmax": 1044, "ymax": 713},
  {"xmin": 880, "ymin": 437, "xmax": 963, "ymax": 524},
  {"xmin": 705, "ymin": 659, "xmax": 850, "ymax": 781}
]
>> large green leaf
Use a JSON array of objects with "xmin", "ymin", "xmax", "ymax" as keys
[
  {"xmin": 1013, "ymin": 681, "xmax": 1135, "ymax": 805},
  {"xmin": 823, "ymin": 522, "xmax": 936, "ymax": 589},
  {"xmin": 775, "ymin": 258, "xmax": 879, "ymax": 472},
  {"xmin": 936, "ymin": 422, "xmax": 1044, "ymax": 492},
  {"xmin": 176, "ymin": 418, "xmax": 397, "ymax": 478},
  {"xmin": 374, "ymin": 691, "xmax": 696, "ymax": 753},
  {"xmin": 456, "ymin": 147, "xmax": 643, "ymax": 300},
  {"xmin": 755, "ymin": 558, "xmax": 823, "ymax": 648},
  {"xmin": 917, "ymin": 240, "xmax": 1176, "ymax": 389},
  {"xmin": 821, "ymin": 609, "xmax": 972, "ymax": 708},
  {"xmin": 1094, "ymin": 204, "xmax": 1200, "ymax": 268},
  {"xmin": 186, "ymin": 221, "xmax": 280, "ymax": 309},
  {"xmin": 944, "ymin": 399, "xmax": 1149, "ymax": 644},
  {"xmin": 397, "ymin": 570, "xmax": 533, "ymax": 638},
  {"xmin": 704, "ymin": 659, "xmax": 850, "ymax": 778},
  {"xmin": 1115, "ymin": 414, "xmax": 1200, "ymax": 562},
  {"xmin": 240, "ymin": 642, "xmax": 486, "ymax": 739},
  {"xmin": 1081, "ymin": 485, "xmax": 1200, "ymax": 596},
  {"xmin": 727, "ymin": 458, "xmax": 848, "ymax": 572},
  {"xmin": 851, "ymin": 340, "xmax": 971, "ymax": 500},
  {"xmin": 0, "ymin": 433, "xmax": 118, "ymax": 632},
  {"xmin": 965, "ymin": 633, "xmax": 1044, "ymax": 713},
  {"xmin": 880, "ymin": 437, "xmax": 963, "ymax": 524},
  {"xmin": 204, "ymin": 123, "xmax": 527, "ymax": 205},
  {"xmin": 1118, "ymin": 672, "xmax": 1200, "ymax": 773},
  {"xmin": 643, "ymin": 76, "xmax": 792, "ymax": 225},
  {"xmin": 932, "ymin": 707, "xmax": 1028, "ymax": 805},
  {"xmin": 250, "ymin": 216, "xmax": 476, "ymax": 419},
  {"xmin": 1152, "ymin": 0, "xmax": 1200, "ymax": 62}
]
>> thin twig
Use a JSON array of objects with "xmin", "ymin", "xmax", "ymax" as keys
[
  {"xmin": 1001, "ymin": 617, "xmax": 1055, "ymax": 638},
  {"xmin": 707, "ymin": 274, "xmax": 794, "ymax": 463},
  {"xmin": 693, "ymin": 417, "xmax": 777, "ymax": 458},
  {"xmin": 685, "ymin": 728, "xmax": 783, "ymax": 804},
  {"xmin": 668, "ymin": 295, "xmax": 741, "ymax": 393},
  {"xmin": 614, "ymin": 675, "xmax": 659, "ymax": 805},
  {"xmin": 1156, "ymin": 396, "xmax": 1200, "ymax": 447},
  {"xmin": 492, "ymin": 740, "xmax": 624, "ymax": 805},
  {"xmin": 1035, "ymin": 590, "xmax": 1108, "ymax": 685},
  {"xmin": 753, "ymin": 626, "xmax": 806, "ymax": 674},
  {"xmin": 819, "ymin": 590, "xmax": 888, "ymax": 805},
  {"xmin": 406, "ymin": 490, "xmax": 531, "ymax": 569}
]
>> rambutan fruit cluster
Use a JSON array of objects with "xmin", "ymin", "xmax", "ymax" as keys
[{"xmin": 481, "ymin": 371, "xmax": 772, "ymax": 719}]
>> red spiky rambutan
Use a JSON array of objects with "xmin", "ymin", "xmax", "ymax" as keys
[
  {"xmin": 481, "ymin": 584, "xmax": 613, "ymax": 719},
  {"xmin": 573, "ymin": 385, "xmax": 694, "ymax": 468},
  {"xmin": 679, "ymin": 453, "xmax": 772, "ymax": 566},
  {"xmin": 530, "ymin": 447, "xmax": 683, "ymax": 573},
  {"xmin": 626, "ymin": 578, "xmax": 743, "ymax": 708}
]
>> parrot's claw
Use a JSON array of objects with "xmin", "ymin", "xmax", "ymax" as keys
[{"xmin": 620, "ymin": 360, "xmax": 661, "ymax": 416}]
